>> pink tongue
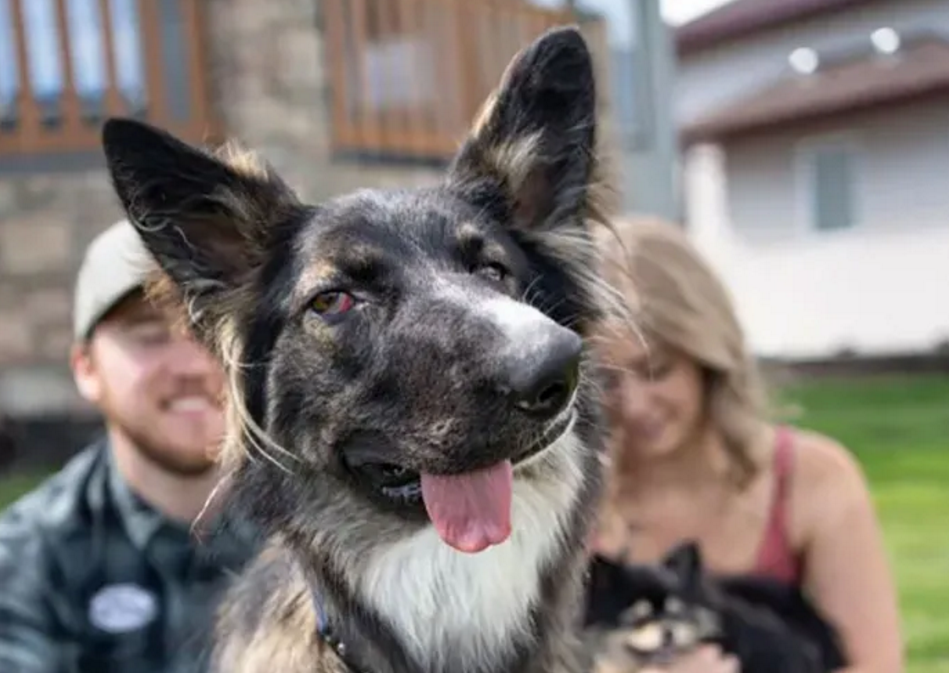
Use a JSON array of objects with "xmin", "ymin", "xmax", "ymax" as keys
[{"xmin": 420, "ymin": 460, "xmax": 514, "ymax": 553}]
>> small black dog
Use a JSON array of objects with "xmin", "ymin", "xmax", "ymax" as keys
[{"xmin": 583, "ymin": 541, "xmax": 847, "ymax": 673}]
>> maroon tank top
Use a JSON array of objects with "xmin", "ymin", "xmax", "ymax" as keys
[{"xmin": 754, "ymin": 426, "xmax": 802, "ymax": 584}]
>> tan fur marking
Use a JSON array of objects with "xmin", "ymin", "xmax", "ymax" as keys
[
  {"xmin": 456, "ymin": 221, "xmax": 509, "ymax": 263},
  {"xmin": 456, "ymin": 221, "xmax": 483, "ymax": 240},
  {"xmin": 143, "ymin": 268, "xmax": 189, "ymax": 335},
  {"xmin": 486, "ymin": 132, "xmax": 543, "ymax": 195},
  {"xmin": 296, "ymin": 260, "xmax": 340, "ymax": 300},
  {"xmin": 213, "ymin": 548, "xmax": 342, "ymax": 673},
  {"xmin": 471, "ymin": 90, "xmax": 499, "ymax": 137},
  {"xmin": 214, "ymin": 139, "xmax": 269, "ymax": 180},
  {"xmin": 630, "ymin": 599, "xmax": 652, "ymax": 620}
]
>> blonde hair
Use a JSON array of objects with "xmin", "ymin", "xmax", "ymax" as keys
[{"xmin": 593, "ymin": 216, "xmax": 772, "ymax": 489}]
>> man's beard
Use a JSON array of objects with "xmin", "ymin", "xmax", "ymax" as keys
[{"xmin": 118, "ymin": 415, "xmax": 220, "ymax": 477}]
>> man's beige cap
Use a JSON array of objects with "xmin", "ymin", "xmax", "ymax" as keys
[{"xmin": 72, "ymin": 219, "xmax": 156, "ymax": 341}]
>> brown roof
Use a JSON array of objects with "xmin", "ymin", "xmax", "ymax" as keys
[
  {"xmin": 681, "ymin": 36, "xmax": 949, "ymax": 144},
  {"xmin": 676, "ymin": 0, "xmax": 879, "ymax": 55}
]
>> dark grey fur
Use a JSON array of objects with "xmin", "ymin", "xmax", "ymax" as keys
[{"xmin": 100, "ymin": 26, "xmax": 612, "ymax": 673}]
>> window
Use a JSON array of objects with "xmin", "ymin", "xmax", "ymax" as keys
[
  {"xmin": 0, "ymin": 0, "xmax": 216, "ymax": 159},
  {"xmin": 799, "ymin": 139, "xmax": 859, "ymax": 232},
  {"xmin": 324, "ymin": 0, "xmax": 584, "ymax": 161},
  {"xmin": 0, "ymin": 0, "xmax": 145, "ymax": 124}
]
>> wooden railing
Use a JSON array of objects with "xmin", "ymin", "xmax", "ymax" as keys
[
  {"xmin": 0, "ymin": 0, "xmax": 218, "ymax": 157},
  {"xmin": 323, "ymin": 0, "xmax": 590, "ymax": 161}
]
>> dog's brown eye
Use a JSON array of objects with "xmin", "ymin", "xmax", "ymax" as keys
[
  {"xmin": 475, "ymin": 262, "xmax": 508, "ymax": 283},
  {"xmin": 311, "ymin": 291, "xmax": 355, "ymax": 316}
]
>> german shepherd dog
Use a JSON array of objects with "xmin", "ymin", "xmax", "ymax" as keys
[
  {"xmin": 584, "ymin": 542, "xmax": 847, "ymax": 673},
  {"xmin": 101, "ymin": 26, "xmax": 614, "ymax": 673}
]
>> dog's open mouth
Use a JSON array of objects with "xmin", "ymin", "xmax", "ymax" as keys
[{"xmin": 345, "ymin": 408, "xmax": 576, "ymax": 554}]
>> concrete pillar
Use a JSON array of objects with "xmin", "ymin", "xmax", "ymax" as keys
[{"xmin": 619, "ymin": 0, "xmax": 679, "ymax": 221}]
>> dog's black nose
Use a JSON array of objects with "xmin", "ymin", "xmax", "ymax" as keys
[{"xmin": 505, "ymin": 327, "xmax": 582, "ymax": 419}]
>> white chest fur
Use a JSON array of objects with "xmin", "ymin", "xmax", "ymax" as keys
[{"xmin": 356, "ymin": 430, "xmax": 586, "ymax": 670}]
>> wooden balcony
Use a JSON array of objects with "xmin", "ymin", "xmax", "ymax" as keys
[
  {"xmin": 0, "ymin": 0, "xmax": 218, "ymax": 157},
  {"xmin": 0, "ymin": 0, "xmax": 601, "ymax": 164},
  {"xmin": 322, "ymin": 0, "xmax": 587, "ymax": 161}
]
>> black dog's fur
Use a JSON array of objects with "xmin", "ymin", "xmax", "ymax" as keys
[
  {"xmin": 101, "ymin": 26, "xmax": 615, "ymax": 673},
  {"xmin": 584, "ymin": 542, "xmax": 847, "ymax": 673}
]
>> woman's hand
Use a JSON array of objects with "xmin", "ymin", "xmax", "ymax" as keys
[{"xmin": 641, "ymin": 645, "xmax": 740, "ymax": 673}]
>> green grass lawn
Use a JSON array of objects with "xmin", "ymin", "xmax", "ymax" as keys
[
  {"xmin": 0, "ymin": 373, "xmax": 946, "ymax": 670},
  {"xmin": 0, "ymin": 471, "xmax": 54, "ymax": 510},
  {"xmin": 777, "ymin": 373, "xmax": 949, "ymax": 673}
]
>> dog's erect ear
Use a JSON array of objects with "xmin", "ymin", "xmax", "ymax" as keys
[
  {"xmin": 663, "ymin": 540, "xmax": 704, "ymax": 596},
  {"xmin": 448, "ymin": 26, "xmax": 597, "ymax": 233},
  {"xmin": 101, "ymin": 118, "xmax": 300, "ymax": 323}
]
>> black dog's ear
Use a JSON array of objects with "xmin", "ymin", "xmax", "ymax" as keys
[
  {"xmin": 101, "ymin": 118, "xmax": 300, "ymax": 331},
  {"xmin": 663, "ymin": 540, "xmax": 704, "ymax": 596},
  {"xmin": 448, "ymin": 26, "xmax": 597, "ymax": 234}
]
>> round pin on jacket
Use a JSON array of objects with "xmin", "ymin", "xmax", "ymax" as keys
[{"xmin": 89, "ymin": 583, "xmax": 159, "ymax": 633}]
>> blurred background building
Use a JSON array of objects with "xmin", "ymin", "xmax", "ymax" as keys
[
  {"xmin": 0, "ymin": 0, "xmax": 947, "ymax": 463},
  {"xmin": 678, "ymin": 0, "xmax": 949, "ymax": 363}
]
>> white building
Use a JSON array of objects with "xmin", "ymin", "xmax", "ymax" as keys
[{"xmin": 675, "ymin": 0, "xmax": 949, "ymax": 361}]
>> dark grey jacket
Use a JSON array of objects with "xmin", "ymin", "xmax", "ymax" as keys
[{"xmin": 0, "ymin": 439, "xmax": 258, "ymax": 673}]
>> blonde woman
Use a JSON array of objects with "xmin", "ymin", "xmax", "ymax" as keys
[{"xmin": 590, "ymin": 218, "xmax": 903, "ymax": 673}]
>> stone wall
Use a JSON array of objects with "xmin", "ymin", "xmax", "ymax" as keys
[
  {"xmin": 0, "ymin": 171, "xmax": 126, "ymax": 418},
  {"xmin": 0, "ymin": 0, "xmax": 619, "ymax": 446}
]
